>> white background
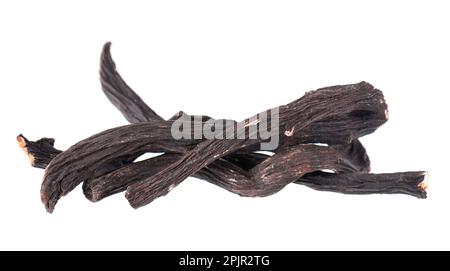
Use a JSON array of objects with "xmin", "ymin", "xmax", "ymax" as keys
[{"xmin": 1, "ymin": 0, "xmax": 449, "ymax": 250}]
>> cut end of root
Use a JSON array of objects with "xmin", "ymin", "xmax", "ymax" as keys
[
  {"xmin": 84, "ymin": 187, "xmax": 100, "ymax": 203},
  {"xmin": 44, "ymin": 200, "xmax": 55, "ymax": 213},
  {"xmin": 418, "ymin": 172, "xmax": 429, "ymax": 191},
  {"xmin": 125, "ymin": 189, "xmax": 142, "ymax": 209},
  {"xmin": 46, "ymin": 206, "xmax": 54, "ymax": 214},
  {"xmin": 40, "ymin": 193, "xmax": 54, "ymax": 214},
  {"xmin": 16, "ymin": 135, "xmax": 26, "ymax": 148},
  {"xmin": 82, "ymin": 186, "xmax": 95, "ymax": 202},
  {"xmin": 16, "ymin": 134, "xmax": 35, "ymax": 166}
]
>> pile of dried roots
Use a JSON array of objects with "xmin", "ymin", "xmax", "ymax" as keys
[{"xmin": 18, "ymin": 43, "xmax": 427, "ymax": 213}]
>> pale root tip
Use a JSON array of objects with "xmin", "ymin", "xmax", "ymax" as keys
[
  {"xmin": 16, "ymin": 135, "xmax": 35, "ymax": 166},
  {"xmin": 418, "ymin": 172, "xmax": 429, "ymax": 190},
  {"xmin": 284, "ymin": 127, "xmax": 295, "ymax": 137},
  {"xmin": 384, "ymin": 109, "xmax": 389, "ymax": 120},
  {"xmin": 16, "ymin": 135, "xmax": 26, "ymax": 149}
]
